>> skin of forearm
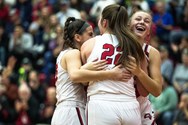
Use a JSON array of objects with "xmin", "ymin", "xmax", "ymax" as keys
[
  {"xmin": 136, "ymin": 70, "xmax": 162, "ymax": 97},
  {"xmin": 69, "ymin": 69, "xmax": 114, "ymax": 83}
]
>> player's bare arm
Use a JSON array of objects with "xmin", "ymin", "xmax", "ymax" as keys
[{"xmin": 126, "ymin": 48, "xmax": 162, "ymax": 97}]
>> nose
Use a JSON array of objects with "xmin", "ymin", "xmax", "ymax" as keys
[{"xmin": 139, "ymin": 19, "xmax": 144, "ymax": 24}]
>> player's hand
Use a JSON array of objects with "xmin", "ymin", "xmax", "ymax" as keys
[
  {"xmin": 81, "ymin": 59, "xmax": 107, "ymax": 71},
  {"xmin": 126, "ymin": 56, "xmax": 142, "ymax": 76},
  {"xmin": 111, "ymin": 65, "xmax": 132, "ymax": 82}
]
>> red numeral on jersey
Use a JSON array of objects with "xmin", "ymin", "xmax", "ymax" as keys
[{"xmin": 101, "ymin": 44, "xmax": 121, "ymax": 65}]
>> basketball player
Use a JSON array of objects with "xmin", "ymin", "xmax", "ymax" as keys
[
  {"xmin": 51, "ymin": 17, "xmax": 129, "ymax": 125},
  {"xmin": 81, "ymin": 4, "xmax": 148, "ymax": 125},
  {"xmin": 127, "ymin": 11, "xmax": 163, "ymax": 125}
]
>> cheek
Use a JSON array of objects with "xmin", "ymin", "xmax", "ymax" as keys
[
  {"xmin": 146, "ymin": 25, "xmax": 151, "ymax": 33},
  {"xmin": 87, "ymin": 34, "xmax": 93, "ymax": 40},
  {"xmin": 129, "ymin": 21, "xmax": 136, "ymax": 31},
  {"xmin": 81, "ymin": 34, "xmax": 91, "ymax": 43}
]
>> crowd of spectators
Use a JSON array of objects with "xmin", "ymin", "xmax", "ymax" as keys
[{"xmin": 0, "ymin": 0, "xmax": 188, "ymax": 125}]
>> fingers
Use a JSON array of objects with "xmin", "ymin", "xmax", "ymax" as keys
[
  {"xmin": 95, "ymin": 60, "xmax": 107, "ymax": 65},
  {"xmin": 116, "ymin": 64, "xmax": 123, "ymax": 68},
  {"xmin": 126, "ymin": 63, "xmax": 134, "ymax": 71},
  {"xmin": 94, "ymin": 60, "xmax": 107, "ymax": 66},
  {"xmin": 92, "ymin": 58, "xmax": 98, "ymax": 62},
  {"xmin": 122, "ymin": 72, "xmax": 132, "ymax": 78},
  {"xmin": 93, "ymin": 60, "xmax": 107, "ymax": 70},
  {"xmin": 121, "ymin": 78, "xmax": 131, "ymax": 82},
  {"xmin": 96, "ymin": 65, "xmax": 107, "ymax": 70},
  {"xmin": 128, "ymin": 55, "xmax": 136, "ymax": 63}
]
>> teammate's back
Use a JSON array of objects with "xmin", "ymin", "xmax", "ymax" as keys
[{"xmin": 87, "ymin": 34, "xmax": 135, "ymax": 98}]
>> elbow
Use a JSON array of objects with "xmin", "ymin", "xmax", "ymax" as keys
[
  {"xmin": 152, "ymin": 87, "xmax": 162, "ymax": 97},
  {"xmin": 140, "ymin": 91, "xmax": 149, "ymax": 97},
  {"xmin": 69, "ymin": 73, "xmax": 81, "ymax": 83}
]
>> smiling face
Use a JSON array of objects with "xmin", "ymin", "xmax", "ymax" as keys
[{"xmin": 130, "ymin": 11, "xmax": 152, "ymax": 42}]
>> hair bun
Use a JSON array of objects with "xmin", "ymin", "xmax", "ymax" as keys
[{"xmin": 67, "ymin": 17, "xmax": 76, "ymax": 24}]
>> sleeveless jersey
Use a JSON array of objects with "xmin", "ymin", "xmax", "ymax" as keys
[
  {"xmin": 55, "ymin": 49, "xmax": 86, "ymax": 107},
  {"xmin": 137, "ymin": 43, "xmax": 152, "ymax": 103},
  {"xmin": 142, "ymin": 43, "xmax": 151, "ymax": 62},
  {"xmin": 87, "ymin": 34, "xmax": 135, "ymax": 97}
]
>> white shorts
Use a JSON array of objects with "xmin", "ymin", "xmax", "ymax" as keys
[
  {"xmin": 51, "ymin": 101, "xmax": 86, "ymax": 125},
  {"xmin": 137, "ymin": 96, "xmax": 156, "ymax": 125},
  {"xmin": 87, "ymin": 94, "xmax": 141, "ymax": 125}
]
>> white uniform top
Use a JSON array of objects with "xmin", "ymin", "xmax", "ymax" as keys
[
  {"xmin": 55, "ymin": 49, "xmax": 86, "ymax": 107},
  {"xmin": 87, "ymin": 34, "xmax": 135, "ymax": 98},
  {"xmin": 137, "ymin": 43, "xmax": 152, "ymax": 104}
]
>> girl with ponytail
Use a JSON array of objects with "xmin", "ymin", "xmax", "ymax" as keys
[
  {"xmin": 51, "ymin": 17, "xmax": 128, "ymax": 125},
  {"xmin": 81, "ymin": 4, "xmax": 148, "ymax": 125}
]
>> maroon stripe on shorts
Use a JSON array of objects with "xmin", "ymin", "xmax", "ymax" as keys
[
  {"xmin": 151, "ymin": 119, "xmax": 156, "ymax": 125},
  {"xmin": 86, "ymin": 103, "xmax": 88, "ymax": 125},
  {"xmin": 76, "ymin": 107, "xmax": 84, "ymax": 125}
]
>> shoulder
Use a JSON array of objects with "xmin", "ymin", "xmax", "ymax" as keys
[
  {"xmin": 64, "ymin": 49, "xmax": 80, "ymax": 58},
  {"xmin": 150, "ymin": 46, "xmax": 160, "ymax": 58},
  {"xmin": 57, "ymin": 49, "xmax": 80, "ymax": 59},
  {"xmin": 81, "ymin": 37, "xmax": 97, "ymax": 63},
  {"xmin": 82, "ymin": 37, "xmax": 96, "ymax": 47},
  {"xmin": 148, "ymin": 46, "xmax": 161, "ymax": 64},
  {"xmin": 81, "ymin": 37, "xmax": 96, "ymax": 53},
  {"xmin": 66, "ymin": 49, "xmax": 80, "ymax": 55}
]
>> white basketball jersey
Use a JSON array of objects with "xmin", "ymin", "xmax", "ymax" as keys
[
  {"xmin": 55, "ymin": 49, "xmax": 86, "ymax": 106},
  {"xmin": 137, "ymin": 43, "xmax": 152, "ymax": 103},
  {"xmin": 87, "ymin": 34, "xmax": 135, "ymax": 97}
]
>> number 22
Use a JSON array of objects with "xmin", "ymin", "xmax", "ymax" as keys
[{"xmin": 100, "ymin": 44, "xmax": 121, "ymax": 65}]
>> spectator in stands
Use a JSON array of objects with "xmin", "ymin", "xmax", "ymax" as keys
[
  {"xmin": 42, "ymin": 22, "xmax": 62, "ymax": 80},
  {"xmin": 149, "ymin": 36, "xmax": 160, "ymax": 50},
  {"xmin": 28, "ymin": 70, "xmax": 46, "ymax": 105},
  {"xmin": 0, "ymin": 56, "xmax": 18, "ymax": 124},
  {"xmin": 56, "ymin": 0, "xmax": 81, "ymax": 27},
  {"xmin": 15, "ymin": 83, "xmax": 40, "ymax": 125},
  {"xmin": 14, "ymin": 0, "xmax": 32, "ymax": 31},
  {"xmin": 159, "ymin": 45, "xmax": 174, "ymax": 82},
  {"xmin": 169, "ymin": 0, "xmax": 188, "ymax": 46},
  {"xmin": 89, "ymin": 0, "xmax": 116, "ymax": 18},
  {"xmin": 32, "ymin": 0, "xmax": 52, "ymax": 21},
  {"xmin": 18, "ymin": 57, "xmax": 33, "ymax": 85},
  {"xmin": 5, "ymin": 8, "xmax": 21, "ymax": 34},
  {"xmin": 126, "ymin": 0, "xmax": 150, "ymax": 16},
  {"xmin": 0, "ymin": 21, "xmax": 9, "ymax": 66},
  {"xmin": 172, "ymin": 48, "xmax": 188, "ymax": 94},
  {"xmin": 29, "ymin": 5, "xmax": 52, "ymax": 67},
  {"xmin": 0, "ymin": 0, "xmax": 9, "ymax": 23},
  {"xmin": 150, "ymin": 75, "xmax": 178, "ymax": 125},
  {"xmin": 153, "ymin": 0, "xmax": 174, "ymax": 44},
  {"xmin": 39, "ymin": 86, "xmax": 56, "ymax": 124},
  {"xmin": 173, "ymin": 92, "xmax": 188, "ymax": 125},
  {"xmin": 171, "ymin": 36, "xmax": 188, "ymax": 63},
  {"xmin": 9, "ymin": 24, "xmax": 33, "ymax": 65}
]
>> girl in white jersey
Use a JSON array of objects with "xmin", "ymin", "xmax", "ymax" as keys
[
  {"xmin": 51, "ymin": 17, "xmax": 129, "ymax": 125},
  {"xmin": 127, "ymin": 11, "xmax": 163, "ymax": 125},
  {"xmin": 81, "ymin": 4, "xmax": 148, "ymax": 125}
]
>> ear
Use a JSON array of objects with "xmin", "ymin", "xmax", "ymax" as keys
[
  {"xmin": 74, "ymin": 34, "xmax": 81, "ymax": 43},
  {"xmin": 102, "ymin": 19, "xmax": 107, "ymax": 28}
]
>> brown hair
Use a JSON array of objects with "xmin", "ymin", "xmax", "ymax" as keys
[
  {"xmin": 101, "ymin": 4, "xmax": 145, "ymax": 66},
  {"xmin": 63, "ymin": 17, "xmax": 90, "ymax": 49}
]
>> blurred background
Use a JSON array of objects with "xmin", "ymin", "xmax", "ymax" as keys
[{"xmin": 0, "ymin": 0, "xmax": 188, "ymax": 125}]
